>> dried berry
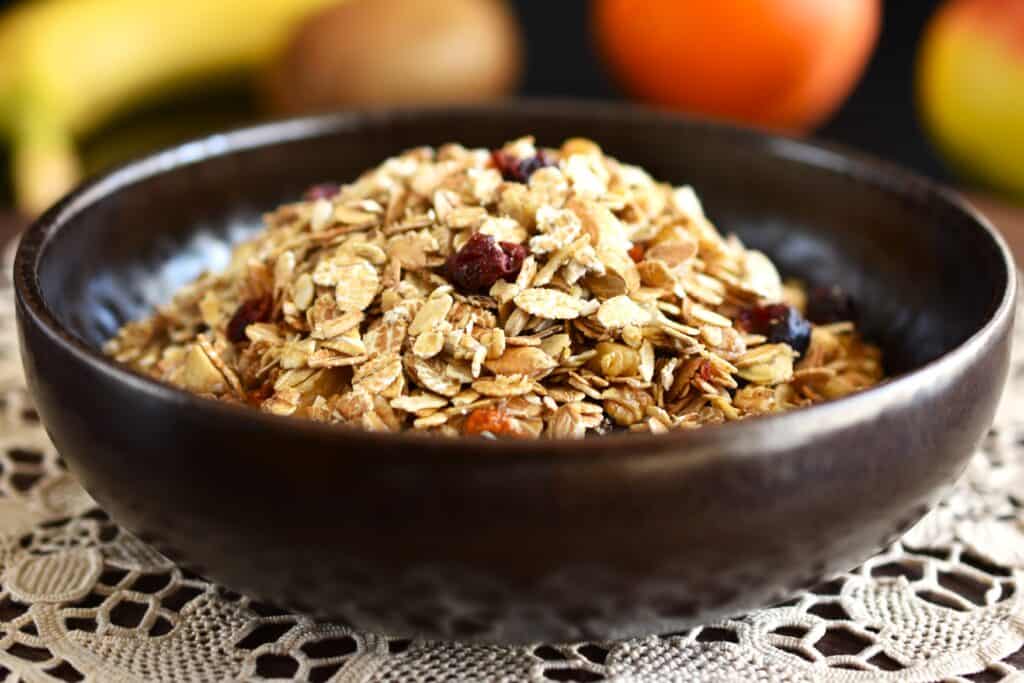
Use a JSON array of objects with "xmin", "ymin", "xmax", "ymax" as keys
[
  {"xmin": 698, "ymin": 359, "xmax": 716, "ymax": 382},
  {"xmin": 303, "ymin": 183, "xmax": 340, "ymax": 201},
  {"xmin": 226, "ymin": 294, "xmax": 274, "ymax": 343},
  {"xmin": 445, "ymin": 232, "xmax": 526, "ymax": 293},
  {"xmin": 491, "ymin": 149, "xmax": 556, "ymax": 183},
  {"xmin": 806, "ymin": 285, "xmax": 857, "ymax": 324},
  {"xmin": 463, "ymin": 405, "xmax": 521, "ymax": 437},
  {"xmin": 247, "ymin": 381, "xmax": 274, "ymax": 406},
  {"xmin": 628, "ymin": 244, "xmax": 645, "ymax": 262},
  {"xmin": 738, "ymin": 304, "xmax": 812, "ymax": 356}
]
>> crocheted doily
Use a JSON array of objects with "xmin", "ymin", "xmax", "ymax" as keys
[{"xmin": 1, "ymin": 252, "xmax": 1022, "ymax": 681}]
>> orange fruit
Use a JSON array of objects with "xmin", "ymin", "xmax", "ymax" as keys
[{"xmin": 593, "ymin": 0, "xmax": 882, "ymax": 133}]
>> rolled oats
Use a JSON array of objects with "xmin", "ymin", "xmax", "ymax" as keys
[
  {"xmin": 513, "ymin": 288, "xmax": 588, "ymax": 320},
  {"xmin": 107, "ymin": 137, "xmax": 884, "ymax": 438}
]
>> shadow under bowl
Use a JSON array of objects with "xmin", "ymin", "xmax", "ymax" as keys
[{"xmin": 14, "ymin": 102, "xmax": 1017, "ymax": 643}]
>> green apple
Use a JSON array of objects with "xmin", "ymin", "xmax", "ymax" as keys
[{"xmin": 918, "ymin": 0, "xmax": 1024, "ymax": 196}]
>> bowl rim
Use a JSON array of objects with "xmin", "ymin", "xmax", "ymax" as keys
[{"xmin": 13, "ymin": 100, "xmax": 1019, "ymax": 458}]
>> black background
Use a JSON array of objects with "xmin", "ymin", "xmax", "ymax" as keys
[{"xmin": 0, "ymin": 0, "xmax": 950, "ymax": 181}]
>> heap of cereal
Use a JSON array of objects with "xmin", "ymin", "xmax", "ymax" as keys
[{"xmin": 106, "ymin": 137, "xmax": 883, "ymax": 438}]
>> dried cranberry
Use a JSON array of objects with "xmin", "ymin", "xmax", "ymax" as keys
[
  {"xmin": 738, "ymin": 304, "xmax": 812, "ymax": 356},
  {"xmin": 491, "ymin": 149, "xmax": 556, "ymax": 183},
  {"xmin": 226, "ymin": 295, "xmax": 274, "ymax": 343},
  {"xmin": 806, "ymin": 285, "xmax": 857, "ymax": 324},
  {"xmin": 247, "ymin": 382, "xmax": 274, "ymax": 406},
  {"xmin": 463, "ymin": 405, "xmax": 522, "ymax": 437},
  {"xmin": 303, "ymin": 183, "xmax": 339, "ymax": 201},
  {"xmin": 445, "ymin": 233, "xmax": 525, "ymax": 293},
  {"xmin": 698, "ymin": 359, "xmax": 715, "ymax": 382}
]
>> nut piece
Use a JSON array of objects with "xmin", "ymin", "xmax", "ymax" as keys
[
  {"xmin": 180, "ymin": 343, "xmax": 226, "ymax": 393},
  {"xmin": 603, "ymin": 386, "xmax": 653, "ymax": 426},
  {"xmin": 588, "ymin": 342, "xmax": 640, "ymax": 378},
  {"xmin": 484, "ymin": 346, "xmax": 557, "ymax": 378}
]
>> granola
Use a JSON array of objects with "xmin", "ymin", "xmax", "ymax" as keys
[{"xmin": 105, "ymin": 137, "xmax": 884, "ymax": 439}]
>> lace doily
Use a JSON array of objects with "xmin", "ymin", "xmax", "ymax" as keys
[{"xmin": 2, "ymin": 253, "xmax": 1022, "ymax": 682}]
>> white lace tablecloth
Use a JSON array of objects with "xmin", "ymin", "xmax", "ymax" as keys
[{"xmin": 1, "ymin": 258, "xmax": 1022, "ymax": 683}]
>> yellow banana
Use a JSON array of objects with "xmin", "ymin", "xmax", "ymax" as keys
[{"xmin": 0, "ymin": 0, "xmax": 339, "ymax": 214}]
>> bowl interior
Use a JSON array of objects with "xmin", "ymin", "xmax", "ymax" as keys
[{"xmin": 33, "ymin": 106, "xmax": 1009, "ymax": 377}]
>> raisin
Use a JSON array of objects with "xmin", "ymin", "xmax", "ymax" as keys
[
  {"xmin": 491, "ymin": 149, "xmax": 556, "ymax": 183},
  {"xmin": 445, "ymin": 233, "xmax": 526, "ymax": 293},
  {"xmin": 463, "ymin": 406, "xmax": 521, "ymax": 437},
  {"xmin": 738, "ymin": 304, "xmax": 812, "ymax": 356},
  {"xmin": 303, "ymin": 183, "xmax": 339, "ymax": 201},
  {"xmin": 806, "ymin": 285, "xmax": 857, "ymax": 324},
  {"xmin": 226, "ymin": 295, "xmax": 274, "ymax": 343},
  {"xmin": 247, "ymin": 382, "xmax": 274, "ymax": 406}
]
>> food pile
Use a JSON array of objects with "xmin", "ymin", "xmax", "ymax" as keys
[{"xmin": 105, "ymin": 137, "xmax": 884, "ymax": 438}]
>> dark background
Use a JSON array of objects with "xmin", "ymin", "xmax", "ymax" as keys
[{"xmin": 0, "ymin": 0, "xmax": 950, "ymax": 186}]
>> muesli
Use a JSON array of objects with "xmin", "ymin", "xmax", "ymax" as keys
[{"xmin": 105, "ymin": 137, "xmax": 884, "ymax": 438}]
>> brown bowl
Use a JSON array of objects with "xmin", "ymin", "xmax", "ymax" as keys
[{"xmin": 14, "ymin": 102, "xmax": 1017, "ymax": 643}]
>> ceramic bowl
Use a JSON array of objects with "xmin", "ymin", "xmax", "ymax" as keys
[{"xmin": 14, "ymin": 103, "xmax": 1017, "ymax": 642}]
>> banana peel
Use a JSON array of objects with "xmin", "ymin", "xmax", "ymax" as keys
[{"xmin": 0, "ymin": 0, "xmax": 340, "ymax": 215}]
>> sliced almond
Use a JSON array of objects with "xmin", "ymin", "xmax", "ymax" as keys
[{"xmin": 484, "ymin": 346, "xmax": 557, "ymax": 378}]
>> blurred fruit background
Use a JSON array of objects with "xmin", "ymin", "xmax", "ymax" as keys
[{"xmin": 0, "ymin": 0, "xmax": 1020, "ymax": 248}]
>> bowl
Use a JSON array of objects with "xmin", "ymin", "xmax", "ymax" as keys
[{"xmin": 14, "ymin": 102, "xmax": 1017, "ymax": 643}]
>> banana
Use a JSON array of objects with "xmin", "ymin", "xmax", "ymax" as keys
[{"xmin": 0, "ymin": 0, "xmax": 339, "ymax": 214}]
